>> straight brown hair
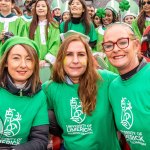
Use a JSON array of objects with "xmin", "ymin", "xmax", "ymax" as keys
[{"xmin": 52, "ymin": 34, "xmax": 101, "ymax": 115}]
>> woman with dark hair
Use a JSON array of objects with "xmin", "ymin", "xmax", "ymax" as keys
[
  {"xmin": 92, "ymin": 13, "xmax": 101, "ymax": 28},
  {"xmin": 132, "ymin": 0, "xmax": 150, "ymax": 40},
  {"xmin": 94, "ymin": 3, "xmax": 119, "ymax": 73},
  {"xmin": 59, "ymin": 0, "xmax": 97, "ymax": 49},
  {"xmin": 22, "ymin": 0, "xmax": 60, "ymax": 67},
  {"xmin": 95, "ymin": 5, "xmax": 119, "ymax": 52},
  {"xmin": 62, "ymin": 10, "xmax": 70, "ymax": 22},
  {"xmin": 0, "ymin": 36, "xmax": 49, "ymax": 150},
  {"xmin": 42, "ymin": 34, "xmax": 121, "ymax": 150}
]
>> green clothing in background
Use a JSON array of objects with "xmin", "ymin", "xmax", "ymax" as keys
[
  {"xmin": 109, "ymin": 63, "xmax": 150, "ymax": 150},
  {"xmin": 94, "ymin": 26, "xmax": 118, "ymax": 73},
  {"xmin": 42, "ymin": 70, "xmax": 120, "ymax": 150},
  {"xmin": 0, "ymin": 14, "xmax": 24, "ymax": 36},
  {"xmin": 0, "ymin": 14, "xmax": 25, "ymax": 51},
  {"xmin": 21, "ymin": 15, "xmax": 32, "ymax": 23},
  {"xmin": 94, "ymin": 26, "xmax": 105, "ymax": 52},
  {"xmin": 0, "ymin": 88, "xmax": 49, "ymax": 145},
  {"xmin": 22, "ymin": 20, "xmax": 60, "ymax": 60},
  {"xmin": 60, "ymin": 21, "xmax": 97, "ymax": 43},
  {"xmin": 132, "ymin": 18, "xmax": 150, "ymax": 40}
]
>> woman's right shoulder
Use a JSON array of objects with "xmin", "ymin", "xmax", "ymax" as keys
[{"xmin": 42, "ymin": 80, "xmax": 61, "ymax": 93}]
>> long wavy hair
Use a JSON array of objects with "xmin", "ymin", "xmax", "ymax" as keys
[
  {"xmin": 29, "ymin": 0, "xmax": 58, "ymax": 40},
  {"xmin": 64, "ymin": 0, "xmax": 91, "ymax": 35},
  {"xmin": 137, "ymin": 9, "xmax": 146, "ymax": 35},
  {"xmin": 0, "ymin": 44, "xmax": 40, "ymax": 94},
  {"xmin": 52, "ymin": 34, "xmax": 101, "ymax": 115}
]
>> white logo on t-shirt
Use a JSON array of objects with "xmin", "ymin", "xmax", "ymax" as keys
[
  {"xmin": 70, "ymin": 97, "xmax": 86, "ymax": 124},
  {"xmin": 4, "ymin": 108, "xmax": 22, "ymax": 137},
  {"xmin": 121, "ymin": 97, "xmax": 133, "ymax": 129}
]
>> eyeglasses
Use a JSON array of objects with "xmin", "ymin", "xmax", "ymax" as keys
[
  {"xmin": 142, "ymin": 1, "xmax": 150, "ymax": 5},
  {"xmin": 102, "ymin": 37, "xmax": 134, "ymax": 52}
]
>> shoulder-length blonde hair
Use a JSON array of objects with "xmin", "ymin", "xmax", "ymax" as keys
[
  {"xmin": 29, "ymin": 0, "xmax": 58, "ymax": 40},
  {"xmin": 52, "ymin": 34, "xmax": 101, "ymax": 115},
  {"xmin": 0, "ymin": 44, "xmax": 40, "ymax": 94}
]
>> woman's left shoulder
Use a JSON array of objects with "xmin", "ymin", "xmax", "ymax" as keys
[{"xmin": 97, "ymin": 69, "xmax": 118, "ymax": 81}]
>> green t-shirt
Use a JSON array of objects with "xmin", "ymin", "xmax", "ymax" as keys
[
  {"xmin": 60, "ymin": 21, "xmax": 97, "ymax": 43},
  {"xmin": 42, "ymin": 70, "xmax": 120, "ymax": 150},
  {"xmin": 0, "ymin": 88, "xmax": 49, "ymax": 145},
  {"xmin": 109, "ymin": 63, "xmax": 150, "ymax": 150}
]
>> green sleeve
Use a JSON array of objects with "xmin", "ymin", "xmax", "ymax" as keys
[
  {"xmin": 59, "ymin": 22, "xmax": 65, "ymax": 33},
  {"xmin": 17, "ymin": 17, "xmax": 26, "ymax": 36},
  {"xmin": 20, "ymin": 22, "xmax": 30, "ymax": 37},
  {"xmin": 47, "ymin": 24, "xmax": 61, "ymax": 56},
  {"xmin": 98, "ymin": 69, "xmax": 118, "ymax": 83},
  {"xmin": 88, "ymin": 22, "xmax": 97, "ymax": 42},
  {"xmin": 132, "ymin": 19, "xmax": 142, "ymax": 40}
]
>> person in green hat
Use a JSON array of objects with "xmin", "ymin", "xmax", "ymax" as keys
[
  {"xmin": 94, "ymin": 1, "xmax": 119, "ymax": 73},
  {"xmin": 0, "ymin": 36, "xmax": 49, "ymax": 150}
]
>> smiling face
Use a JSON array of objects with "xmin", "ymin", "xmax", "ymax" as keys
[
  {"xmin": 63, "ymin": 40, "xmax": 87, "ymax": 83},
  {"xmin": 69, "ymin": 0, "xmax": 84, "ymax": 17},
  {"xmin": 6, "ymin": 45, "xmax": 34, "ymax": 85},
  {"xmin": 124, "ymin": 15, "xmax": 135, "ymax": 25},
  {"xmin": 102, "ymin": 9, "xmax": 113, "ymax": 26},
  {"xmin": 103, "ymin": 24, "xmax": 140, "ymax": 74},
  {"xmin": 142, "ymin": 0, "xmax": 150, "ymax": 15},
  {"xmin": 36, "ymin": 0, "xmax": 47, "ymax": 19}
]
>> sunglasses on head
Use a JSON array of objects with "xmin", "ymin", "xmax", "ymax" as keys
[{"xmin": 142, "ymin": 1, "xmax": 150, "ymax": 5}]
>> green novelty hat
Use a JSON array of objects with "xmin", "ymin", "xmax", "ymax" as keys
[
  {"xmin": 121, "ymin": 0, "xmax": 139, "ymax": 20},
  {"xmin": 0, "ymin": 36, "xmax": 40, "ymax": 57},
  {"xmin": 105, "ymin": 0, "xmax": 119, "ymax": 16}
]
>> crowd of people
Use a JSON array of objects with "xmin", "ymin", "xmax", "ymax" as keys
[{"xmin": 0, "ymin": 0, "xmax": 150, "ymax": 150}]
